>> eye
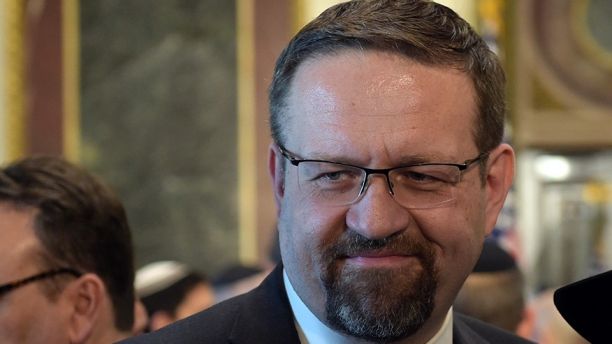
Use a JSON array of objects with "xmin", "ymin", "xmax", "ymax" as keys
[
  {"xmin": 404, "ymin": 171, "xmax": 437, "ymax": 183},
  {"xmin": 299, "ymin": 162, "xmax": 362, "ymax": 189},
  {"xmin": 396, "ymin": 170, "xmax": 443, "ymax": 184},
  {"xmin": 314, "ymin": 169, "xmax": 359, "ymax": 183},
  {"xmin": 393, "ymin": 165, "xmax": 459, "ymax": 186}
]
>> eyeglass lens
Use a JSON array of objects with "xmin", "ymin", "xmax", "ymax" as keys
[{"xmin": 295, "ymin": 161, "xmax": 460, "ymax": 209}]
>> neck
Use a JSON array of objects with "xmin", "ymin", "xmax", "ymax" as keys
[{"xmin": 84, "ymin": 328, "xmax": 131, "ymax": 344}]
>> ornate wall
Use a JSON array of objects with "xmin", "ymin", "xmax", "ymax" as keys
[
  {"xmin": 80, "ymin": 0, "xmax": 239, "ymax": 273},
  {"xmin": 80, "ymin": 0, "xmax": 293, "ymax": 274},
  {"xmin": 512, "ymin": 0, "xmax": 612, "ymax": 149}
]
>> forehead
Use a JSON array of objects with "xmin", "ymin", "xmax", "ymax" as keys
[
  {"xmin": 0, "ymin": 204, "xmax": 43, "ymax": 275},
  {"xmin": 284, "ymin": 50, "xmax": 478, "ymax": 163}
]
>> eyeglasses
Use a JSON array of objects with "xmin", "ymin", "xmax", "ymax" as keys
[
  {"xmin": 277, "ymin": 143, "xmax": 488, "ymax": 209},
  {"xmin": 0, "ymin": 268, "xmax": 82, "ymax": 297}
]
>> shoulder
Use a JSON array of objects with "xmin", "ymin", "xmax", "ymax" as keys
[{"xmin": 453, "ymin": 312, "xmax": 535, "ymax": 344}]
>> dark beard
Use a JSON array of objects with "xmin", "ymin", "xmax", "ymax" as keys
[{"xmin": 321, "ymin": 231, "xmax": 437, "ymax": 342}]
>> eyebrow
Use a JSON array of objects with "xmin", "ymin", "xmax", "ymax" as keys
[
  {"xmin": 303, "ymin": 150, "xmax": 448, "ymax": 167},
  {"xmin": 395, "ymin": 154, "xmax": 455, "ymax": 165}
]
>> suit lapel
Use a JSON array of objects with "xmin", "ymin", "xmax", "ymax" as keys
[
  {"xmin": 228, "ymin": 265, "xmax": 302, "ymax": 344},
  {"xmin": 226, "ymin": 266, "xmax": 499, "ymax": 344},
  {"xmin": 452, "ymin": 313, "xmax": 490, "ymax": 344}
]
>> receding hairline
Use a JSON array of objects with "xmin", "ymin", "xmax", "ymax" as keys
[
  {"xmin": 0, "ymin": 202, "xmax": 72, "ymax": 304},
  {"xmin": 0, "ymin": 201, "xmax": 65, "ymax": 266}
]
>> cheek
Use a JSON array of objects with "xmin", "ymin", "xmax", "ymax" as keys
[
  {"xmin": 412, "ymin": 198, "xmax": 486, "ymax": 271},
  {"xmin": 0, "ymin": 295, "xmax": 33, "ymax": 340},
  {"xmin": 278, "ymin": 193, "xmax": 347, "ymax": 270},
  {"xmin": 0, "ymin": 313, "xmax": 18, "ymax": 341},
  {"xmin": 0, "ymin": 296, "xmax": 63, "ymax": 343}
]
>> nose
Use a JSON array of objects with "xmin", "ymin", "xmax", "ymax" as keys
[{"xmin": 345, "ymin": 174, "xmax": 411, "ymax": 240}]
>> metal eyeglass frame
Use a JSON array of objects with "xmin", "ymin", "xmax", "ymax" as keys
[
  {"xmin": 0, "ymin": 268, "xmax": 83, "ymax": 297},
  {"xmin": 276, "ymin": 142, "xmax": 488, "ymax": 203}
]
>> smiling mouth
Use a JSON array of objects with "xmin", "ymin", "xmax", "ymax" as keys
[{"xmin": 343, "ymin": 251, "xmax": 420, "ymax": 268}]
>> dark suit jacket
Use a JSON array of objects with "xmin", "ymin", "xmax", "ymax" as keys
[{"xmin": 123, "ymin": 265, "xmax": 534, "ymax": 344}]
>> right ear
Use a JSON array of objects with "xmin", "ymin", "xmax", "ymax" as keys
[
  {"xmin": 65, "ymin": 273, "xmax": 106, "ymax": 343},
  {"xmin": 268, "ymin": 143, "xmax": 285, "ymax": 214}
]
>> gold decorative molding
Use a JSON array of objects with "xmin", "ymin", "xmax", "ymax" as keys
[
  {"xmin": 292, "ymin": 0, "xmax": 305, "ymax": 33},
  {"xmin": 237, "ymin": 0, "xmax": 258, "ymax": 264},
  {"xmin": 62, "ymin": 0, "xmax": 81, "ymax": 162},
  {"xmin": 571, "ymin": 0, "xmax": 612, "ymax": 73},
  {"xmin": 513, "ymin": 0, "xmax": 612, "ymax": 149},
  {"xmin": 3, "ymin": 0, "xmax": 26, "ymax": 161}
]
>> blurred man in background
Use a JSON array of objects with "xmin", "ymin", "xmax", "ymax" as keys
[
  {"xmin": 0, "ymin": 156, "xmax": 135, "ymax": 343},
  {"xmin": 135, "ymin": 260, "xmax": 215, "ymax": 331}
]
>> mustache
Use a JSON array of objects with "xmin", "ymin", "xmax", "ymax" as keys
[{"xmin": 324, "ymin": 231, "xmax": 434, "ymax": 260}]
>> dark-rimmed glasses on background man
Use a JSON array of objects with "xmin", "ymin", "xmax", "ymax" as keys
[{"xmin": 0, "ymin": 268, "xmax": 82, "ymax": 298}]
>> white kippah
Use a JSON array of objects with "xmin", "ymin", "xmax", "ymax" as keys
[{"xmin": 135, "ymin": 261, "xmax": 190, "ymax": 298}]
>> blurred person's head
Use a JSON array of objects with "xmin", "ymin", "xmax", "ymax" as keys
[
  {"xmin": 212, "ymin": 264, "xmax": 268, "ymax": 302},
  {"xmin": 454, "ymin": 240, "xmax": 525, "ymax": 332},
  {"xmin": 136, "ymin": 261, "xmax": 214, "ymax": 331},
  {"xmin": 0, "ymin": 156, "xmax": 135, "ymax": 343}
]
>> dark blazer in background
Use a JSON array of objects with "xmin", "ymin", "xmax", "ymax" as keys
[{"xmin": 122, "ymin": 264, "xmax": 534, "ymax": 344}]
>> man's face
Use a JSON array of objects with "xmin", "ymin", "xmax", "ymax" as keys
[
  {"xmin": 174, "ymin": 282, "xmax": 215, "ymax": 320},
  {"xmin": 0, "ymin": 205, "xmax": 70, "ymax": 343},
  {"xmin": 272, "ymin": 50, "xmax": 510, "ymax": 341}
]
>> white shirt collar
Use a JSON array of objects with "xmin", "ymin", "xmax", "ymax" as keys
[{"xmin": 283, "ymin": 270, "xmax": 453, "ymax": 344}]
